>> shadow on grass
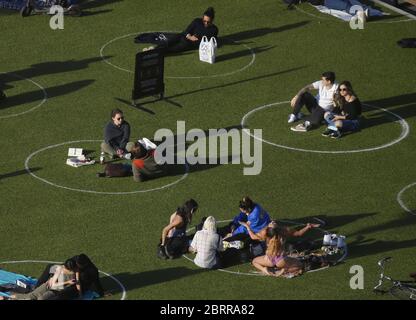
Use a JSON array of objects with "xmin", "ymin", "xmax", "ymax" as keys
[
  {"xmin": 362, "ymin": 93, "xmax": 416, "ymax": 129},
  {"xmin": 79, "ymin": 0, "xmax": 122, "ymax": 10},
  {"xmin": 220, "ymin": 21, "xmax": 311, "ymax": 45},
  {"xmin": 102, "ymin": 267, "xmax": 206, "ymax": 293},
  {"xmin": 0, "ymin": 167, "xmax": 41, "ymax": 181},
  {"xmin": 0, "ymin": 56, "xmax": 110, "ymax": 83},
  {"xmin": 0, "ymin": 80, "xmax": 95, "ymax": 110},
  {"xmin": 135, "ymin": 67, "xmax": 306, "ymax": 107},
  {"xmin": 215, "ymin": 45, "xmax": 275, "ymax": 63}
]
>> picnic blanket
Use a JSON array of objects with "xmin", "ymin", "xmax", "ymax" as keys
[{"xmin": 0, "ymin": 268, "xmax": 99, "ymax": 300}]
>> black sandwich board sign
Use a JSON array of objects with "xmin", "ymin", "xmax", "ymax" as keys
[{"xmin": 132, "ymin": 48, "xmax": 165, "ymax": 105}]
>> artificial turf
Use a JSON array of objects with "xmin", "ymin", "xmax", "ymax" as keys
[{"xmin": 0, "ymin": 0, "xmax": 415, "ymax": 300}]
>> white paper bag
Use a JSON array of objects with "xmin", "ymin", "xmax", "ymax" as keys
[
  {"xmin": 68, "ymin": 148, "xmax": 83, "ymax": 157},
  {"xmin": 199, "ymin": 36, "xmax": 217, "ymax": 64}
]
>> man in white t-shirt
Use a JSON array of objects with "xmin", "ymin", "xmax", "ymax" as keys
[{"xmin": 288, "ymin": 71, "xmax": 338, "ymax": 132}]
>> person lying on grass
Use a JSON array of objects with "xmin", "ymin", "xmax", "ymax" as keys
[
  {"xmin": 125, "ymin": 141, "xmax": 166, "ymax": 182},
  {"xmin": 252, "ymin": 226, "xmax": 303, "ymax": 277},
  {"xmin": 322, "ymin": 80, "xmax": 362, "ymax": 139},
  {"xmin": 135, "ymin": 7, "xmax": 218, "ymax": 53},
  {"xmin": 159, "ymin": 199, "xmax": 199, "ymax": 259}
]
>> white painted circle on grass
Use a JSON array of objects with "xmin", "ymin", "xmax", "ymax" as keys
[
  {"xmin": 0, "ymin": 72, "xmax": 47, "ymax": 119},
  {"xmin": 183, "ymin": 219, "xmax": 345, "ymax": 276},
  {"xmin": 241, "ymin": 101, "xmax": 409, "ymax": 154},
  {"xmin": 99, "ymin": 32, "xmax": 256, "ymax": 79},
  {"xmin": 0, "ymin": 260, "xmax": 127, "ymax": 300},
  {"xmin": 397, "ymin": 182, "xmax": 416, "ymax": 215},
  {"xmin": 24, "ymin": 140, "xmax": 189, "ymax": 195}
]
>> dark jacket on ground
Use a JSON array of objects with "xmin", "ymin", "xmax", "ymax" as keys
[{"xmin": 104, "ymin": 121, "xmax": 130, "ymax": 151}]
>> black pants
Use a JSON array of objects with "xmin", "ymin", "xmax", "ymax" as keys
[
  {"xmin": 135, "ymin": 32, "xmax": 197, "ymax": 53},
  {"xmin": 293, "ymin": 92, "xmax": 326, "ymax": 126}
]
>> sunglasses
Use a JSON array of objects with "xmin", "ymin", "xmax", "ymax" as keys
[
  {"xmin": 340, "ymin": 88, "xmax": 348, "ymax": 92},
  {"xmin": 116, "ymin": 117, "xmax": 124, "ymax": 120},
  {"xmin": 203, "ymin": 19, "xmax": 211, "ymax": 24}
]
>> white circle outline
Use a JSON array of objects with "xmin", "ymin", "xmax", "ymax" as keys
[
  {"xmin": 0, "ymin": 260, "xmax": 127, "ymax": 300},
  {"xmin": 293, "ymin": 4, "xmax": 414, "ymax": 24},
  {"xmin": 397, "ymin": 182, "xmax": 416, "ymax": 215},
  {"xmin": 0, "ymin": 72, "xmax": 48, "ymax": 119},
  {"xmin": 182, "ymin": 219, "xmax": 346, "ymax": 276},
  {"xmin": 24, "ymin": 140, "xmax": 189, "ymax": 195},
  {"xmin": 241, "ymin": 101, "xmax": 409, "ymax": 154},
  {"xmin": 99, "ymin": 32, "xmax": 256, "ymax": 79}
]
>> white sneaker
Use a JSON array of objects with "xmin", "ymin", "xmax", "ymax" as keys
[
  {"xmin": 291, "ymin": 121, "xmax": 311, "ymax": 132},
  {"xmin": 288, "ymin": 114, "xmax": 297, "ymax": 123}
]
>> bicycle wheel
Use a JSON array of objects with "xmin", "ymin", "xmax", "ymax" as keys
[{"xmin": 390, "ymin": 285, "xmax": 416, "ymax": 300}]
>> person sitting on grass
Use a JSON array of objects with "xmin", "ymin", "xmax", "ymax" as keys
[
  {"xmin": 101, "ymin": 108, "xmax": 131, "ymax": 161},
  {"xmin": 136, "ymin": 7, "xmax": 219, "ymax": 53},
  {"xmin": 159, "ymin": 199, "xmax": 199, "ymax": 259},
  {"xmin": 189, "ymin": 216, "xmax": 224, "ymax": 269},
  {"xmin": 32, "ymin": 253, "xmax": 106, "ymax": 300},
  {"xmin": 289, "ymin": 71, "xmax": 339, "ymax": 132},
  {"xmin": 125, "ymin": 141, "xmax": 166, "ymax": 182},
  {"xmin": 220, "ymin": 196, "xmax": 270, "ymax": 245},
  {"xmin": 322, "ymin": 80, "xmax": 362, "ymax": 139},
  {"xmin": 1, "ymin": 259, "xmax": 78, "ymax": 300},
  {"xmin": 252, "ymin": 226, "xmax": 303, "ymax": 277}
]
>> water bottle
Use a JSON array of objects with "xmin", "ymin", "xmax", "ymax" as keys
[{"xmin": 99, "ymin": 152, "xmax": 105, "ymax": 164}]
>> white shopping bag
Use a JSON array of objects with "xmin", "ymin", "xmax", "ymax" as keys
[{"xmin": 199, "ymin": 36, "xmax": 217, "ymax": 64}]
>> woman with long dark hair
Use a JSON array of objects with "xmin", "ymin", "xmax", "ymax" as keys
[
  {"xmin": 322, "ymin": 80, "xmax": 362, "ymax": 139},
  {"xmin": 159, "ymin": 199, "xmax": 199, "ymax": 259}
]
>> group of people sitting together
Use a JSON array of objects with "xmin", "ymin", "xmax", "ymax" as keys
[
  {"xmin": 288, "ymin": 71, "xmax": 362, "ymax": 139},
  {"xmin": 99, "ymin": 108, "xmax": 166, "ymax": 182},
  {"xmin": 158, "ymin": 197, "xmax": 322, "ymax": 277},
  {"xmin": 0, "ymin": 254, "xmax": 105, "ymax": 300}
]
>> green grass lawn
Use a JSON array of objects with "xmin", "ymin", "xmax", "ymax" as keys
[{"xmin": 1, "ymin": 0, "xmax": 415, "ymax": 300}]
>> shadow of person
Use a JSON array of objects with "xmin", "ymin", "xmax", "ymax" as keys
[
  {"xmin": 215, "ymin": 45, "xmax": 275, "ymax": 63},
  {"xmin": 0, "ymin": 57, "xmax": 110, "ymax": 83},
  {"xmin": 0, "ymin": 80, "xmax": 95, "ymax": 110},
  {"xmin": 0, "ymin": 167, "xmax": 41, "ymax": 181},
  {"xmin": 220, "ymin": 21, "xmax": 311, "ymax": 44},
  {"xmin": 347, "ymin": 236, "xmax": 416, "ymax": 259},
  {"xmin": 100, "ymin": 267, "xmax": 206, "ymax": 295}
]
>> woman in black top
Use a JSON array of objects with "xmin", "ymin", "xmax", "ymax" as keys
[
  {"xmin": 322, "ymin": 81, "xmax": 362, "ymax": 139},
  {"xmin": 135, "ymin": 7, "xmax": 219, "ymax": 54}
]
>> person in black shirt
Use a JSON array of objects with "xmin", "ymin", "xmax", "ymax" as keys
[
  {"xmin": 135, "ymin": 7, "xmax": 219, "ymax": 54},
  {"xmin": 101, "ymin": 108, "xmax": 131, "ymax": 160},
  {"xmin": 322, "ymin": 81, "xmax": 362, "ymax": 139}
]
